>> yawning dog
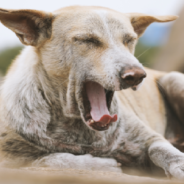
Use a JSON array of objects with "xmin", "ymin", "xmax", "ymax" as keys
[{"xmin": 1, "ymin": 6, "xmax": 184, "ymax": 180}]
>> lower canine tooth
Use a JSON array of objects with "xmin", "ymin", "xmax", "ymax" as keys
[{"xmin": 90, "ymin": 120, "xmax": 94, "ymax": 123}]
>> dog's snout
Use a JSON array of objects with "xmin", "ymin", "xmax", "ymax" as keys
[{"xmin": 121, "ymin": 67, "xmax": 146, "ymax": 87}]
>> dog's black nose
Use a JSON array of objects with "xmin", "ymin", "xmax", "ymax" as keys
[{"xmin": 121, "ymin": 67, "xmax": 146, "ymax": 87}]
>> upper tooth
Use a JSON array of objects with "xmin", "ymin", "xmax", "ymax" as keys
[{"xmin": 90, "ymin": 120, "xmax": 94, "ymax": 123}]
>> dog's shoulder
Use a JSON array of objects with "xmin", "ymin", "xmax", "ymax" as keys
[{"xmin": 116, "ymin": 68, "xmax": 167, "ymax": 134}]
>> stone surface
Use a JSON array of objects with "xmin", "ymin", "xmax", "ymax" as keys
[{"xmin": 0, "ymin": 167, "xmax": 181, "ymax": 184}]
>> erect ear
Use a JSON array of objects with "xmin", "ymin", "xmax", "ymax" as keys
[
  {"xmin": 126, "ymin": 13, "xmax": 178, "ymax": 37},
  {"xmin": 0, "ymin": 8, "xmax": 53, "ymax": 46}
]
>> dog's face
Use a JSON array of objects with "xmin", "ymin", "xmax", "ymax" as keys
[{"xmin": 0, "ymin": 6, "xmax": 177, "ymax": 131}]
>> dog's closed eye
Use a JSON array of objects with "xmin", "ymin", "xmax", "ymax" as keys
[
  {"xmin": 84, "ymin": 38, "xmax": 101, "ymax": 46},
  {"xmin": 73, "ymin": 35, "xmax": 102, "ymax": 47}
]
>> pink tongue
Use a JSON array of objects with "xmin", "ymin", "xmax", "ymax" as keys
[{"xmin": 85, "ymin": 82, "xmax": 117, "ymax": 124}]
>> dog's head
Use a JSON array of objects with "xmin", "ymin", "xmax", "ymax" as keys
[{"xmin": 0, "ymin": 6, "xmax": 177, "ymax": 131}]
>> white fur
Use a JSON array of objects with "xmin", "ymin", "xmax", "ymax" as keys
[
  {"xmin": 33, "ymin": 153, "xmax": 122, "ymax": 173},
  {"xmin": 1, "ymin": 47, "xmax": 50, "ymax": 137},
  {"xmin": 149, "ymin": 141, "xmax": 184, "ymax": 179},
  {"xmin": 0, "ymin": 6, "xmax": 181, "ymax": 180},
  {"xmin": 95, "ymin": 11, "xmax": 144, "ymax": 90}
]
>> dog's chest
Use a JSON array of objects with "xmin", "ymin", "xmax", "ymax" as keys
[
  {"xmin": 47, "ymin": 119, "xmax": 146, "ymax": 166},
  {"xmin": 47, "ymin": 118, "xmax": 116, "ymax": 152}
]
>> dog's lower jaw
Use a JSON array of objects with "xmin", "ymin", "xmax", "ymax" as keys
[{"xmin": 81, "ymin": 95, "xmax": 119, "ymax": 132}]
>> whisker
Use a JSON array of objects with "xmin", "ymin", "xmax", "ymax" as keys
[{"xmin": 136, "ymin": 47, "xmax": 151, "ymax": 59}]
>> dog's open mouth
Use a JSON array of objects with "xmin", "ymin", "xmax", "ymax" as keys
[{"xmin": 82, "ymin": 81, "xmax": 117, "ymax": 131}]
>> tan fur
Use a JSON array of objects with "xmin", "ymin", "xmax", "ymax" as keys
[
  {"xmin": 1, "ymin": 5, "xmax": 184, "ymax": 181},
  {"xmin": 117, "ymin": 68, "xmax": 167, "ymax": 134}
]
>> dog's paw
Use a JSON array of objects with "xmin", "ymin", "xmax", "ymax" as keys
[
  {"xmin": 167, "ymin": 160, "xmax": 184, "ymax": 180},
  {"xmin": 33, "ymin": 153, "xmax": 122, "ymax": 173},
  {"xmin": 89, "ymin": 156, "xmax": 122, "ymax": 172}
]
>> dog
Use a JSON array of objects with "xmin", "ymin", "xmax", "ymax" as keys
[{"xmin": 0, "ymin": 5, "xmax": 184, "ymax": 180}]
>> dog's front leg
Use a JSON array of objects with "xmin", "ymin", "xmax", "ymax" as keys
[
  {"xmin": 149, "ymin": 140, "xmax": 184, "ymax": 179},
  {"xmin": 33, "ymin": 153, "xmax": 122, "ymax": 172},
  {"xmin": 120, "ymin": 113, "xmax": 184, "ymax": 180}
]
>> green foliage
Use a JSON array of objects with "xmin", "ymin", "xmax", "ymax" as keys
[
  {"xmin": 0, "ymin": 46, "xmax": 23, "ymax": 74},
  {"xmin": 0, "ymin": 42, "xmax": 159, "ymax": 75},
  {"xmin": 135, "ymin": 41, "xmax": 159, "ymax": 67}
]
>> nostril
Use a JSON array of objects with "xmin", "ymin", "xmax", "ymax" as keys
[
  {"xmin": 121, "ymin": 68, "xmax": 146, "ymax": 87},
  {"xmin": 121, "ymin": 72, "xmax": 136, "ymax": 86},
  {"xmin": 121, "ymin": 72, "xmax": 135, "ymax": 79},
  {"xmin": 124, "ymin": 75, "xmax": 134, "ymax": 81},
  {"xmin": 121, "ymin": 73, "xmax": 136, "ymax": 86}
]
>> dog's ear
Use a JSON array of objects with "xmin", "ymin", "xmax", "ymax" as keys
[
  {"xmin": 0, "ymin": 8, "xmax": 53, "ymax": 46},
  {"xmin": 126, "ymin": 13, "xmax": 178, "ymax": 37}
]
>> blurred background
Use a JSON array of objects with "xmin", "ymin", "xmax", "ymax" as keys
[{"xmin": 1, "ymin": 0, "xmax": 184, "ymax": 75}]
